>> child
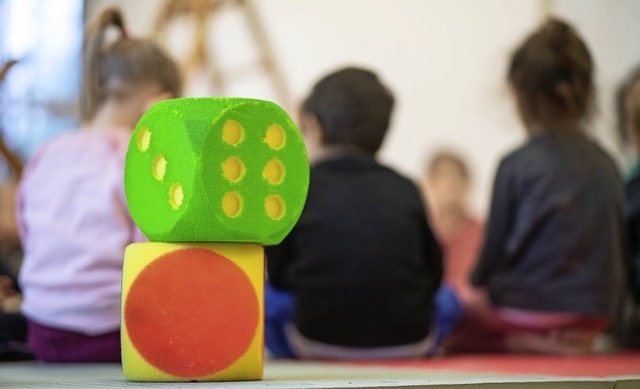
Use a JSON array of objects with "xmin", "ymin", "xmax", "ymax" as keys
[
  {"xmin": 265, "ymin": 67, "xmax": 445, "ymax": 359},
  {"xmin": 613, "ymin": 65, "xmax": 640, "ymax": 348},
  {"xmin": 16, "ymin": 7, "xmax": 181, "ymax": 362},
  {"xmin": 0, "ymin": 260, "xmax": 32, "ymax": 361},
  {"xmin": 452, "ymin": 19, "xmax": 627, "ymax": 355},
  {"xmin": 423, "ymin": 151, "xmax": 483, "ymax": 304}
]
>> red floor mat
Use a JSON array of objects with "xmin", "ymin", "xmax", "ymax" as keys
[{"xmin": 356, "ymin": 352, "xmax": 640, "ymax": 377}]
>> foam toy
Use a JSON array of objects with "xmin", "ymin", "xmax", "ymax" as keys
[
  {"xmin": 124, "ymin": 97, "xmax": 309, "ymax": 245},
  {"xmin": 121, "ymin": 97, "xmax": 309, "ymax": 382},
  {"xmin": 121, "ymin": 242, "xmax": 264, "ymax": 381}
]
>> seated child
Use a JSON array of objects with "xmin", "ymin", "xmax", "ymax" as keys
[
  {"xmin": 613, "ymin": 64, "xmax": 640, "ymax": 348},
  {"xmin": 422, "ymin": 150, "xmax": 483, "ymax": 303},
  {"xmin": 0, "ymin": 258, "xmax": 32, "ymax": 361},
  {"xmin": 265, "ymin": 67, "xmax": 446, "ymax": 359},
  {"xmin": 17, "ymin": 7, "xmax": 181, "ymax": 362},
  {"xmin": 449, "ymin": 19, "xmax": 627, "ymax": 355}
]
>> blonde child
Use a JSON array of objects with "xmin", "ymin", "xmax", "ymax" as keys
[
  {"xmin": 423, "ymin": 151, "xmax": 483, "ymax": 304},
  {"xmin": 16, "ymin": 7, "xmax": 181, "ymax": 362}
]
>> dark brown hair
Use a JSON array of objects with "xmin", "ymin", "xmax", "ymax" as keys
[
  {"xmin": 81, "ymin": 7, "xmax": 182, "ymax": 122},
  {"xmin": 302, "ymin": 67, "xmax": 394, "ymax": 154},
  {"xmin": 508, "ymin": 18, "xmax": 594, "ymax": 129},
  {"xmin": 616, "ymin": 66, "xmax": 640, "ymax": 143}
]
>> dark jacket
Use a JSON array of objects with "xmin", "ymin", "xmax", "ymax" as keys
[
  {"xmin": 625, "ymin": 167, "xmax": 640, "ymax": 302},
  {"xmin": 472, "ymin": 132, "xmax": 626, "ymax": 318},
  {"xmin": 266, "ymin": 154, "xmax": 442, "ymax": 348}
]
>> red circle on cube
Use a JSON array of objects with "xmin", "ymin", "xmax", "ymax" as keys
[{"xmin": 125, "ymin": 248, "xmax": 260, "ymax": 377}]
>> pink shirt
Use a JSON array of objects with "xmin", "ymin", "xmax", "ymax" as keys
[
  {"xmin": 18, "ymin": 129, "xmax": 143, "ymax": 335},
  {"xmin": 439, "ymin": 216, "xmax": 483, "ymax": 293}
]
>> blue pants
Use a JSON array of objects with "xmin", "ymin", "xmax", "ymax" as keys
[
  {"xmin": 264, "ymin": 282, "xmax": 296, "ymax": 358},
  {"xmin": 264, "ymin": 282, "xmax": 462, "ymax": 358}
]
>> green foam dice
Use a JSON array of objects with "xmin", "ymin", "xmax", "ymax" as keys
[{"xmin": 124, "ymin": 97, "xmax": 309, "ymax": 245}]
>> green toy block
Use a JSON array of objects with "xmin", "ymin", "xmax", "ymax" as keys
[{"xmin": 124, "ymin": 97, "xmax": 309, "ymax": 245}]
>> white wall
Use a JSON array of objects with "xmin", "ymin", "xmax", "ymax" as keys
[
  {"xmin": 86, "ymin": 0, "xmax": 640, "ymax": 218},
  {"xmin": 549, "ymin": 0, "xmax": 640, "ymax": 165}
]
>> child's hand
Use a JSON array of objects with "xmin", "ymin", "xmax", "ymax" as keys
[
  {"xmin": 459, "ymin": 285, "xmax": 490, "ymax": 310},
  {"xmin": 0, "ymin": 275, "xmax": 21, "ymax": 312}
]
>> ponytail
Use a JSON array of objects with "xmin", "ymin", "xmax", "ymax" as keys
[
  {"xmin": 81, "ymin": 7, "xmax": 182, "ymax": 123},
  {"xmin": 81, "ymin": 7, "xmax": 127, "ymax": 122},
  {"xmin": 507, "ymin": 18, "xmax": 594, "ymax": 129},
  {"xmin": 617, "ymin": 66, "xmax": 640, "ymax": 143}
]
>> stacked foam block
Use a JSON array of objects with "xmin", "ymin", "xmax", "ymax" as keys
[{"xmin": 121, "ymin": 97, "xmax": 309, "ymax": 382}]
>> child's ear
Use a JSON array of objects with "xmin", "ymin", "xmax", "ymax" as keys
[{"xmin": 300, "ymin": 113, "xmax": 324, "ymax": 144}]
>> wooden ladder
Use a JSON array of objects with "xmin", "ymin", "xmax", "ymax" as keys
[
  {"xmin": 0, "ymin": 60, "xmax": 22, "ymax": 177},
  {"xmin": 154, "ymin": 0, "xmax": 292, "ymax": 111}
]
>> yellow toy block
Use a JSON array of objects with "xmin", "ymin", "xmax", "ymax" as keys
[{"xmin": 121, "ymin": 242, "xmax": 264, "ymax": 382}]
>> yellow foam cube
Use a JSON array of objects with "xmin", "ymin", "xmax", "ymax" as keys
[{"xmin": 121, "ymin": 242, "xmax": 264, "ymax": 382}]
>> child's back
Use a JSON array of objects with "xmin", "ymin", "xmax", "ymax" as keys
[
  {"xmin": 265, "ymin": 68, "xmax": 442, "ymax": 358},
  {"xmin": 269, "ymin": 153, "xmax": 441, "ymax": 348},
  {"xmin": 473, "ymin": 131, "xmax": 624, "ymax": 318},
  {"xmin": 19, "ymin": 130, "xmax": 133, "ymax": 335},
  {"xmin": 16, "ymin": 7, "xmax": 181, "ymax": 362},
  {"xmin": 612, "ymin": 65, "xmax": 640, "ymax": 348}
]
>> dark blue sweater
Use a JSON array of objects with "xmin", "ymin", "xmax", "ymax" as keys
[
  {"xmin": 266, "ymin": 154, "xmax": 442, "ymax": 347},
  {"xmin": 472, "ymin": 132, "xmax": 626, "ymax": 318},
  {"xmin": 625, "ymin": 167, "xmax": 640, "ymax": 302}
]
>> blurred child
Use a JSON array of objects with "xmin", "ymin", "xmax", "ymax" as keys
[
  {"xmin": 613, "ymin": 65, "xmax": 640, "ymax": 348},
  {"xmin": 423, "ymin": 151, "xmax": 483, "ymax": 303},
  {"xmin": 265, "ymin": 67, "xmax": 447, "ymax": 359},
  {"xmin": 0, "ymin": 260, "xmax": 31, "ymax": 361},
  {"xmin": 451, "ymin": 19, "xmax": 626, "ymax": 355},
  {"xmin": 16, "ymin": 7, "xmax": 181, "ymax": 362}
]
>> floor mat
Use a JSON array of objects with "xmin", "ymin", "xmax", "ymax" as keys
[{"xmin": 354, "ymin": 352, "xmax": 640, "ymax": 378}]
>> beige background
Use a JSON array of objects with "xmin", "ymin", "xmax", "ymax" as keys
[{"xmin": 86, "ymin": 0, "xmax": 640, "ymax": 218}]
